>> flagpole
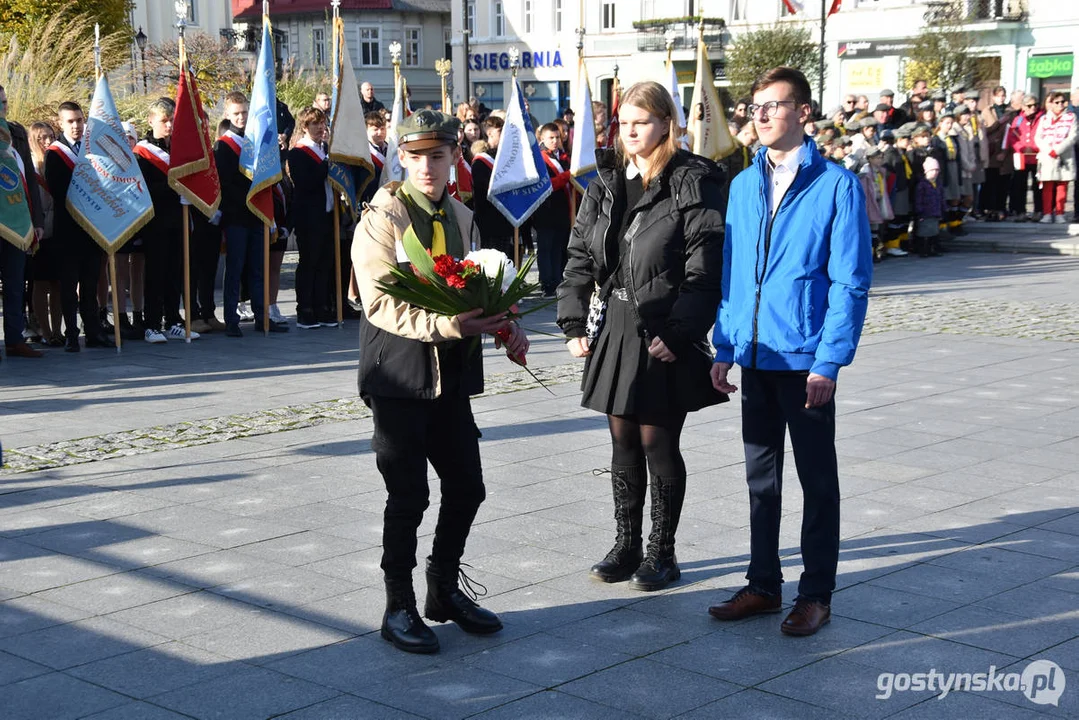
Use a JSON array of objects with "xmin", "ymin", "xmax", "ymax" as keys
[
  {"xmin": 510, "ymin": 48, "xmax": 520, "ymax": 270},
  {"xmin": 333, "ymin": 198, "xmax": 343, "ymax": 327},
  {"xmin": 94, "ymin": 23, "xmax": 123, "ymax": 353},
  {"xmin": 819, "ymin": 0, "xmax": 826, "ymax": 113},
  {"xmin": 178, "ymin": 9, "xmax": 193, "ymax": 343},
  {"xmin": 263, "ymin": 0, "xmax": 271, "ymax": 336},
  {"xmin": 570, "ymin": 27, "xmax": 585, "ymax": 232}
]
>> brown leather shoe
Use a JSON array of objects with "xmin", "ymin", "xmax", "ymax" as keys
[
  {"xmin": 4, "ymin": 342, "xmax": 44, "ymax": 358},
  {"xmin": 206, "ymin": 317, "xmax": 228, "ymax": 332},
  {"xmin": 781, "ymin": 598, "xmax": 831, "ymax": 636},
  {"xmin": 708, "ymin": 586, "xmax": 782, "ymax": 621}
]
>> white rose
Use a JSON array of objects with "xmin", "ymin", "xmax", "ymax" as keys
[{"xmin": 464, "ymin": 249, "xmax": 516, "ymax": 292}]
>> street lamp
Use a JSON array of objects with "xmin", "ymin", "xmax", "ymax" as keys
[{"xmin": 135, "ymin": 26, "xmax": 148, "ymax": 93}]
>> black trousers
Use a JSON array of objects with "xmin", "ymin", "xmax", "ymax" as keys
[
  {"xmin": 740, "ymin": 368, "xmax": 839, "ymax": 603},
  {"xmin": 294, "ymin": 217, "xmax": 333, "ymax": 320},
  {"xmin": 535, "ymin": 226, "xmax": 568, "ymax": 293},
  {"xmin": 979, "ymin": 168, "xmax": 1008, "ymax": 214},
  {"xmin": 369, "ymin": 392, "xmax": 486, "ymax": 580},
  {"xmin": 189, "ymin": 214, "xmax": 220, "ymax": 321},
  {"xmin": 143, "ymin": 229, "xmax": 184, "ymax": 331},
  {"xmin": 60, "ymin": 238, "xmax": 103, "ymax": 339},
  {"xmin": 1009, "ymin": 165, "xmax": 1043, "ymax": 215}
]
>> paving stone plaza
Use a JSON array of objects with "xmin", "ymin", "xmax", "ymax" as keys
[{"xmin": 1, "ymin": 233, "xmax": 1078, "ymax": 718}]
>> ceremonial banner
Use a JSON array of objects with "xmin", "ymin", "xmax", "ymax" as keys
[
  {"xmin": 0, "ymin": 116, "xmax": 34, "ymax": 251},
  {"xmin": 328, "ymin": 15, "xmax": 374, "ymax": 218},
  {"xmin": 667, "ymin": 59, "xmax": 690, "ymax": 150},
  {"xmin": 382, "ymin": 74, "xmax": 407, "ymax": 183},
  {"xmin": 488, "ymin": 78, "xmax": 551, "ymax": 228},
  {"xmin": 569, "ymin": 58, "xmax": 598, "ymax": 193},
  {"xmin": 606, "ymin": 77, "xmax": 621, "ymax": 149},
  {"xmin": 688, "ymin": 32, "xmax": 735, "ymax": 161},
  {"xmin": 66, "ymin": 74, "xmax": 154, "ymax": 252},
  {"xmin": 239, "ymin": 13, "xmax": 282, "ymax": 227},
  {"xmin": 168, "ymin": 42, "xmax": 221, "ymax": 218}
]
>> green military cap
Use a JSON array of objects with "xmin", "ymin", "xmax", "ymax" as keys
[
  {"xmin": 866, "ymin": 147, "xmax": 884, "ymax": 159},
  {"xmin": 897, "ymin": 121, "xmax": 919, "ymax": 133},
  {"xmin": 845, "ymin": 118, "xmax": 862, "ymax": 130},
  {"xmin": 930, "ymin": 90, "xmax": 946, "ymax": 101},
  {"xmin": 814, "ymin": 119, "xmax": 836, "ymax": 130},
  {"xmin": 860, "ymin": 117, "xmax": 880, "ymax": 128},
  {"xmin": 397, "ymin": 109, "xmax": 461, "ymax": 151},
  {"xmin": 893, "ymin": 127, "xmax": 912, "ymax": 139},
  {"xmin": 835, "ymin": 135, "xmax": 853, "ymax": 146},
  {"xmin": 910, "ymin": 123, "xmax": 932, "ymax": 136}
]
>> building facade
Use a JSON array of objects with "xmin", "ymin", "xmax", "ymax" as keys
[
  {"xmin": 450, "ymin": 0, "xmax": 727, "ymax": 124},
  {"xmin": 448, "ymin": 0, "xmax": 1076, "ymax": 123},
  {"xmin": 232, "ymin": 0, "xmax": 452, "ymax": 109},
  {"xmin": 130, "ymin": 0, "xmax": 235, "ymax": 45}
]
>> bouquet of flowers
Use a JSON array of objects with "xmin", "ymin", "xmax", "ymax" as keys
[{"xmin": 375, "ymin": 231, "xmax": 552, "ymax": 370}]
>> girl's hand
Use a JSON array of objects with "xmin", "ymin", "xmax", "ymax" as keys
[{"xmin": 567, "ymin": 336, "xmax": 591, "ymax": 358}]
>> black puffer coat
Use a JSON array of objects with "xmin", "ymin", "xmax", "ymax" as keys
[{"xmin": 556, "ymin": 148, "xmax": 725, "ymax": 358}]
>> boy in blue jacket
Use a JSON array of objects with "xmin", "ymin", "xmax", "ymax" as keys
[{"xmin": 708, "ymin": 67, "xmax": 873, "ymax": 636}]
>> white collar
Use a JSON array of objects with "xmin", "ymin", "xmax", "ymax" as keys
[
  {"xmin": 296, "ymin": 137, "xmax": 326, "ymax": 160},
  {"xmin": 625, "ymin": 160, "xmax": 641, "ymax": 180},
  {"xmin": 766, "ymin": 144, "xmax": 803, "ymax": 174}
]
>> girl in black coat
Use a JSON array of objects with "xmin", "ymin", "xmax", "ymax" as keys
[
  {"xmin": 556, "ymin": 81, "xmax": 727, "ymax": 591},
  {"xmin": 287, "ymin": 107, "xmax": 335, "ymax": 328}
]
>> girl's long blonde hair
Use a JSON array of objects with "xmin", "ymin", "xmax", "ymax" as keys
[{"xmin": 616, "ymin": 81, "xmax": 680, "ymax": 187}]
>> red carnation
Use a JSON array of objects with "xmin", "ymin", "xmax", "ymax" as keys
[
  {"xmin": 446, "ymin": 274, "xmax": 467, "ymax": 289},
  {"xmin": 433, "ymin": 255, "xmax": 460, "ymax": 279}
]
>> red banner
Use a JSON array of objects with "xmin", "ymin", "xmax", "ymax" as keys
[{"xmin": 168, "ymin": 59, "xmax": 221, "ymax": 218}]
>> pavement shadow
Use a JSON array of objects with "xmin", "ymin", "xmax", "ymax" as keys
[
  {"xmin": 0, "ymin": 506, "xmax": 1073, "ymax": 717},
  {"xmin": 870, "ymin": 252, "xmax": 1079, "ymax": 297}
]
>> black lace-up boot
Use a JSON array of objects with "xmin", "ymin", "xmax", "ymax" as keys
[
  {"xmin": 589, "ymin": 464, "xmax": 647, "ymax": 583},
  {"xmin": 629, "ymin": 473, "xmax": 686, "ymax": 591},
  {"xmin": 381, "ymin": 576, "xmax": 439, "ymax": 653},
  {"xmin": 424, "ymin": 557, "xmax": 502, "ymax": 634}
]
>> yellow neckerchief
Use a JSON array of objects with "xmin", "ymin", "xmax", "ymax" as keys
[
  {"xmin": 742, "ymin": 144, "xmax": 749, "ymax": 170},
  {"xmin": 901, "ymin": 153, "xmax": 913, "ymax": 179},
  {"xmin": 942, "ymin": 134, "xmax": 956, "ymax": 159},
  {"xmin": 874, "ymin": 169, "xmax": 886, "ymax": 199},
  {"xmin": 929, "ymin": 177, "xmax": 938, "ymax": 188},
  {"xmin": 970, "ymin": 115, "xmax": 979, "ymax": 135}
]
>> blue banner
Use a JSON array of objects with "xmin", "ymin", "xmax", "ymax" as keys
[
  {"xmin": 66, "ymin": 74, "xmax": 153, "ymax": 253},
  {"xmin": 489, "ymin": 78, "xmax": 551, "ymax": 228},
  {"xmin": 239, "ymin": 15, "xmax": 282, "ymax": 226}
]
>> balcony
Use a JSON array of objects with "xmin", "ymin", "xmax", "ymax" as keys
[
  {"xmin": 924, "ymin": 0, "xmax": 1027, "ymax": 23},
  {"xmin": 634, "ymin": 17, "xmax": 725, "ymax": 53}
]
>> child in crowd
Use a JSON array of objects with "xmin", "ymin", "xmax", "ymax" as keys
[
  {"xmin": 914, "ymin": 157, "xmax": 947, "ymax": 257},
  {"xmin": 860, "ymin": 147, "xmax": 895, "ymax": 262}
]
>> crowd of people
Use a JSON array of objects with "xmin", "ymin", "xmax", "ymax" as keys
[
  {"xmin": 721, "ymin": 81, "xmax": 1079, "ymax": 260},
  {"xmin": 2, "ymin": 76, "xmax": 1076, "ymax": 361}
]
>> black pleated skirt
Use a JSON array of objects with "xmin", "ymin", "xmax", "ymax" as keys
[{"xmin": 581, "ymin": 295, "xmax": 728, "ymax": 416}]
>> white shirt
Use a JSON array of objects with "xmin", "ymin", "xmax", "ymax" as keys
[{"xmin": 765, "ymin": 144, "xmax": 803, "ymax": 221}]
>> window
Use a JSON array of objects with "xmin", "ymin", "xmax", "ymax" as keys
[
  {"xmin": 444, "ymin": 27, "xmax": 452, "ymax": 59},
  {"xmin": 404, "ymin": 26, "xmax": 421, "ymax": 67},
  {"xmin": 602, "ymin": 2, "xmax": 616, "ymax": 30},
  {"xmin": 494, "ymin": 1, "xmax": 505, "ymax": 36},
  {"xmin": 524, "ymin": 0, "xmax": 533, "ymax": 33},
  {"xmin": 313, "ymin": 27, "xmax": 326, "ymax": 67},
  {"xmin": 359, "ymin": 26, "xmax": 380, "ymax": 66},
  {"xmin": 730, "ymin": 0, "xmax": 747, "ymax": 20},
  {"xmin": 466, "ymin": 0, "xmax": 476, "ymax": 33},
  {"xmin": 554, "ymin": 0, "xmax": 562, "ymax": 32},
  {"xmin": 186, "ymin": 1, "xmax": 198, "ymax": 25},
  {"xmin": 276, "ymin": 31, "xmax": 290, "ymax": 60}
]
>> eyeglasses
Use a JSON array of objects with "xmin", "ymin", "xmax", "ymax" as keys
[
  {"xmin": 843, "ymin": 100, "xmax": 855, "ymax": 105},
  {"xmin": 748, "ymin": 100, "xmax": 798, "ymax": 118},
  {"xmin": 1050, "ymin": 100, "xmax": 1066, "ymax": 105},
  {"xmin": 1024, "ymin": 103, "xmax": 1037, "ymax": 108}
]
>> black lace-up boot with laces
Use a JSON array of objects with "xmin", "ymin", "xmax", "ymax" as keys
[
  {"xmin": 423, "ymin": 557, "xmax": 502, "ymax": 634},
  {"xmin": 629, "ymin": 473, "xmax": 686, "ymax": 591},
  {"xmin": 589, "ymin": 464, "xmax": 647, "ymax": 583},
  {"xmin": 381, "ymin": 576, "xmax": 439, "ymax": 653}
]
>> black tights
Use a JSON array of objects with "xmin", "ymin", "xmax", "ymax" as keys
[{"xmin": 608, "ymin": 411, "xmax": 687, "ymax": 478}]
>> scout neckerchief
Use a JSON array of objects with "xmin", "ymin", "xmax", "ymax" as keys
[
  {"xmin": 397, "ymin": 178, "xmax": 463, "ymax": 259},
  {"xmin": 942, "ymin": 133, "xmax": 956, "ymax": 160}
]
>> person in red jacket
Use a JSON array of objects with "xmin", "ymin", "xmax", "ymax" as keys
[
  {"xmin": 1005, "ymin": 94, "xmax": 1044, "ymax": 220},
  {"xmin": 534, "ymin": 123, "xmax": 573, "ymax": 296}
]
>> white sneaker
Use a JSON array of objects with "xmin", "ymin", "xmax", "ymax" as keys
[
  {"xmin": 237, "ymin": 301, "xmax": 255, "ymax": 322},
  {"xmin": 167, "ymin": 323, "xmax": 200, "ymax": 340},
  {"xmin": 886, "ymin": 247, "xmax": 909, "ymax": 257},
  {"xmin": 269, "ymin": 304, "xmax": 285, "ymax": 324},
  {"xmin": 1039, "ymin": 214, "xmax": 1054, "ymax": 224},
  {"xmin": 144, "ymin": 328, "xmax": 167, "ymax": 344},
  {"xmin": 1055, "ymin": 214, "xmax": 1068, "ymax": 224}
]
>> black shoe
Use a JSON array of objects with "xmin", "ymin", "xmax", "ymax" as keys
[
  {"xmin": 118, "ymin": 314, "xmax": 142, "ymax": 341},
  {"xmin": 225, "ymin": 324, "xmax": 243, "ymax": 338},
  {"xmin": 98, "ymin": 309, "xmax": 113, "ymax": 333},
  {"xmin": 424, "ymin": 558, "xmax": 502, "ymax": 634},
  {"xmin": 84, "ymin": 332, "xmax": 114, "ymax": 348},
  {"xmin": 269, "ymin": 320, "xmax": 289, "ymax": 333},
  {"xmin": 382, "ymin": 579, "xmax": 439, "ymax": 654},
  {"xmin": 590, "ymin": 465, "xmax": 647, "ymax": 583},
  {"xmin": 629, "ymin": 551, "xmax": 681, "ymax": 591},
  {"xmin": 628, "ymin": 473, "xmax": 686, "ymax": 592},
  {"xmin": 65, "ymin": 335, "xmax": 81, "ymax": 352}
]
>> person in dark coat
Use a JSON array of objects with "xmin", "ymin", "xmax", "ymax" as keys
[
  {"xmin": 534, "ymin": 122, "xmax": 573, "ymax": 296},
  {"xmin": 45, "ymin": 101, "xmax": 112, "ymax": 351},
  {"xmin": 287, "ymin": 106, "xmax": 335, "ymax": 328},
  {"xmin": 360, "ymin": 82, "xmax": 387, "ymax": 116},
  {"xmin": 557, "ymin": 81, "xmax": 727, "ymax": 593}
]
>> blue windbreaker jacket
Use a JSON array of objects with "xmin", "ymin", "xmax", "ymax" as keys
[{"xmin": 712, "ymin": 136, "xmax": 872, "ymax": 380}]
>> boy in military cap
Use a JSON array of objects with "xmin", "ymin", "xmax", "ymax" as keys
[
  {"xmin": 887, "ymin": 124, "xmax": 917, "ymax": 252},
  {"xmin": 351, "ymin": 109, "xmax": 529, "ymax": 654}
]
